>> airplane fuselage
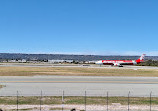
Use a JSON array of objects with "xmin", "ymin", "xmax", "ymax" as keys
[
  {"xmin": 95, "ymin": 54, "xmax": 145, "ymax": 67},
  {"xmin": 96, "ymin": 60, "xmax": 137, "ymax": 65}
]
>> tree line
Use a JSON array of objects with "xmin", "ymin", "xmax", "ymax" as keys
[{"xmin": 137, "ymin": 60, "xmax": 158, "ymax": 66}]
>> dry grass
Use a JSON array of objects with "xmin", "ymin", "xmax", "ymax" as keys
[
  {"xmin": 0, "ymin": 96, "xmax": 157, "ymax": 105},
  {"xmin": 0, "ymin": 66, "xmax": 158, "ymax": 77}
]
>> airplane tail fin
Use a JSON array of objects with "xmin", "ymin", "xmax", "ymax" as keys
[{"xmin": 137, "ymin": 54, "xmax": 146, "ymax": 62}]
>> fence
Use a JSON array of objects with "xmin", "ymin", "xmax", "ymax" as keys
[{"xmin": 0, "ymin": 91, "xmax": 157, "ymax": 111}]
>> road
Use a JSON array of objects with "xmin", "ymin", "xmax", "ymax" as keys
[{"xmin": 0, "ymin": 76, "xmax": 158, "ymax": 97}]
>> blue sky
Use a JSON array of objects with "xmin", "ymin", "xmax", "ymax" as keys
[{"xmin": 0, "ymin": 0, "xmax": 158, "ymax": 56}]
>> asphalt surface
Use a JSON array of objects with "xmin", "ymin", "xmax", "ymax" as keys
[
  {"xmin": 0, "ymin": 76, "xmax": 158, "ymax": 97},
  {"xmin": 1, "ymin": 63, "xmax": 158, "ymax": 70}
]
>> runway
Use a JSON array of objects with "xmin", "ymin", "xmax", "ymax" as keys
[
  {"xmin": 0, "ymin": 76, "xmax": 158, "ymax": 97},
  {"xmin": 1, "ymin": 63, "xmax": 158, "ymax": 70}
]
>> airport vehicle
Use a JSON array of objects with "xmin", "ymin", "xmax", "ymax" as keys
[{"xmin": 95, "ymin": 54, "xmax": 146, "ymax": 67}]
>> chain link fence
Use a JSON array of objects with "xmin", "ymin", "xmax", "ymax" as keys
[{"xmin": 0, "ymin": 91, "xmax": 158, "ymax": 111}]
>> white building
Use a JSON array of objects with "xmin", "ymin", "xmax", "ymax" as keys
[{"xmin": 48, "ymin": 60, "xmax": 73, "ymax": 63}]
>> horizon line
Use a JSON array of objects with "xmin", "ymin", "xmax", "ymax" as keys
[{"xmin": 0, "ymin": 52, "xmax": 149, "ymax": 56}]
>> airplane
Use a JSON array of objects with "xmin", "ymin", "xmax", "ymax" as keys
[{"xmin": 95, "ymin": 54, "xmax": 146, "ymax": 67}]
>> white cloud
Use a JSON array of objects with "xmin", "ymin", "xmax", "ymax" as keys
[
  {"xmin": 119, "ymin": 51, "xmax": 158, "ymax": 56},
  {"xmin": 50, "ymin": 51, "xmax": 158, "ymax": 56},
  {"xmin": 1, "ymin": 50, "xmax": 158, "ymax": 56}
]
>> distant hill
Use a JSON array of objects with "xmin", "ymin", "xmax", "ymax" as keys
[{"xmin": 0, "ymin": 53, "xmax": 158, "ymax": 61}]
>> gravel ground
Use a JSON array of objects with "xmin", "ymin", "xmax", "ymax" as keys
[{"xmin": 0, "ymin": 104, "xmax": 158, "ymax": 111}]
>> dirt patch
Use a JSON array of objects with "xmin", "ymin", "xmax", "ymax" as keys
[{"xmin": 0, "ymin": 85, "xmax": 3, "ymax": 88}]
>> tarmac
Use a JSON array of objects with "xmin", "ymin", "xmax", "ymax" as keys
[
  {"xmin": 0, "ymin": 76, "xmax": 158, "ymax": 97},
  {"xmin": 1, "ymin": 63, "xmax": 158, "ymax": 70}
]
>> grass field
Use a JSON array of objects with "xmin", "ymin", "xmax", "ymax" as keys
[
  {"xmin": 0, "ymin": 66, "xmax": 158, "ymax": 77},
  {"xmin": 0, "ymin": 96, "xmax": 156, "ymax": 105}
]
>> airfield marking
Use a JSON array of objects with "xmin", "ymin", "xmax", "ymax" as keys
[{"xmin": 1, "ymin": 81, "xmax": 158, "ymax": 84}]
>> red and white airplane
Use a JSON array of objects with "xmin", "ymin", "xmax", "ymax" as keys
[{"xmin": 95, "ymin": 54, "xmax": 146, "ymax": 67}]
